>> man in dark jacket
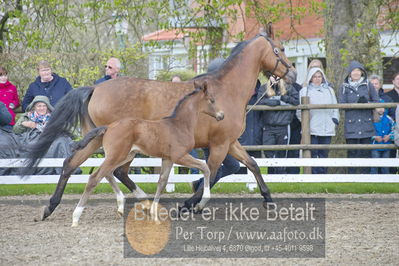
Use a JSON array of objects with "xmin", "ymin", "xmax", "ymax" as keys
[
  {"xmin": 258, "ymin": 78, "xmax": 299, "ymax": 174},
  {"xmin": 95, "ymin": 57, "xmax": 121, "ymax": 84},
  {"xmin": 22, "ymin": 60, "xmax": 72, "ymax": 111}
]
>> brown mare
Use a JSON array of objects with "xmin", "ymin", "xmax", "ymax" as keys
[
  {"xmin": 70, "ymin": 82, "xmax": 224, "ymax": 226},
  {"xmin": 24, "ymin": 25, "xmax": 296, "ymax": 221}
]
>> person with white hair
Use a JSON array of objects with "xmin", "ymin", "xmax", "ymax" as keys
[{"xmin": 95, "ymin": 57, "xmax": 122, "ymax": 84}]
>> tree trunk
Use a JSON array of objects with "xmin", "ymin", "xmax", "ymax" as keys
[{"xmin": 324, "ymin": 0, "xmax": 381, "ymax": 173}]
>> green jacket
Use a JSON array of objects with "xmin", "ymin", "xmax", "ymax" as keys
[{"xmin": 13, "ymin": 95, "xmax": 54, "ymax": 135}]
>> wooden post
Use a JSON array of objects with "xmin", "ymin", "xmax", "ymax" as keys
[{"xmin": 301, "ymin": 96, "xmax": 312, "ymax": 174}]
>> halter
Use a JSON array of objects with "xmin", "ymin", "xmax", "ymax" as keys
[
  {"xmin": 259, "ymin": 33, "xmax": 292, "ymax": 82},
  {"xmin": 246, "ymin": 35, "xmax": 292, "ymax": 114}
]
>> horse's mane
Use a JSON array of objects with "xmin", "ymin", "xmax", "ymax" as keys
[
  {"xmin": 192, "ymin": 35, "xmax": 262, "ymax": 81},
  {"xmin": 163, "ymin": 88, "xmax": 201, "ymax": 119}
]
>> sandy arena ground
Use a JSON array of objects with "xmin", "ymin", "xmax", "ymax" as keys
[{"xmin": 0, "ymin": 193, "xmax": 398, "ymax": 265}]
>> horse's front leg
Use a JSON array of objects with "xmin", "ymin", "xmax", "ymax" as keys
[
  {"xmin": 150, "ymin": 159, "xmax": 173, "ymax": 223},
  {"xmin": 183, "ymin": 144, "xmax": 228, "ymax": 210},
  {"xmin": 228, "ymin": 140, "xmax": 273, "ymax": 205}
]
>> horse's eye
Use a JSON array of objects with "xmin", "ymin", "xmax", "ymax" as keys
[
  {"xmin": 209, "ymin": 98, "xmax": 215, "ymax": 104},
  {"xmin": 281, "ymin": 47, "xmax": 285, "ymax": 52}
]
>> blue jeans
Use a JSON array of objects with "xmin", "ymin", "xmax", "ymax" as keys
[
  {"xmin": 370, "ymin": 149, "xmax": 390, "ymax": 174},
  {"xmin": 311, "ymin": 135, "xmax": 331, "ymax": 174},
  {"xmin": 262, "ymin": 125, "xmax": 289, "ymax": 174},
  {"xmin": 194, "ymin": 148, "xmax": 240, "ymax": 189}
]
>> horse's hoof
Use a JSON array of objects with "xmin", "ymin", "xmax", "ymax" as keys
[
  {"xmin": 40, "ymin": 206, "xmax": 51, "ymax": 221},
  {"xmin": 262, "ymin": 199, "xmax": 274, "ymax": 209},
  {"xmin": 71, "ymin": 222, "xmax": 78, "ymax": 227},
  {"xmin": 117, "ymin": 209, "xmax": 124, "ymax": 217}
]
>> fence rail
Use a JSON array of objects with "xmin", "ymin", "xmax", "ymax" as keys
[
  {"xmin": 1, "ymin": 158, "xmax": 398, "ymax": 192},
  {"xmin": 2, "ymin": 101, "xmax": 398, "ymax": 191}
]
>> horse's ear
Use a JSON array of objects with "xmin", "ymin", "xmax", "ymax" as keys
[
  {"xmin": 194, "ymin": 79, "xmax": 208, "ymax": 94},
  {"xmin": 265, "ymin": 22, "xmax": 274, "ymax": 39}
]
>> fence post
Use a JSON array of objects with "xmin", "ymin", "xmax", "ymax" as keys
[{"xmin": 301, "ymin": 96, "xmax": 312, "ymax": 174}]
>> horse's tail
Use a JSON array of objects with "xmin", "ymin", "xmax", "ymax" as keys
[
  {"xmin": 71, "ymin": 126, "xmax": 107, "ymax": 153},
  {"xmin": 21, "ymin": 86, "xmax": 96, "ymax": 176}
]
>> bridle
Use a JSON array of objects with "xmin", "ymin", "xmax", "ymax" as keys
[
  {"xmin": 245, "ymin": 34, "xmax": 293, "ymax": 114},
  {"xmin": 259, "ymin": 33, "xmax": 292, "ymax": 82}
]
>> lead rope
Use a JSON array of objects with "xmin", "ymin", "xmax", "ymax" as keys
[{"xmin": 246, "ymin": 78, "xmax": 278, "ymax": 114}]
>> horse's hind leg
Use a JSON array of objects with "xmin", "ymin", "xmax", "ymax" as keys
[
  {"xmin": 150, "ymin": 159, "xmax": 173, "ymax": 222},
  {"xmin": 176, "ymin": 154, "xmax": 211, "ymax": 211},
  {"xmin": 41, "ymin": 136, "xmax": 103, "ymax": 221},
  {"xmin": 113, "ymin": 159, "xmax": 148, "ymax": 199},
  {"xmin": 228, "ymin": 140, "xmax": 273, "ymax": 205},
  {"xmin": 104, "ymin": 175, "xmax": 125, "ymax": 217}
]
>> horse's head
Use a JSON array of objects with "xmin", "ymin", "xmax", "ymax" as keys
[
  {"xmin": 194, "ymin": 79, "xmax": 224, "ymax": 121},
  {"xmin": 259, "ymin": 23, "xmax": 297, "ymax": 84}
]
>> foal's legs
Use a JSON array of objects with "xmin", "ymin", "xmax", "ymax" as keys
[
  {"xmin": 71, "ymin": 151, "xmax": 135, "ymax": 227},
  {"xmin": 42, "ymin": 136, "xmax": 103, "ymax": 221},
  {"xmin": 228, "ymin": 140, "xmax": 273, "ymax": 204},
  {"xmin": 150, "ymin": 159, "xmax": 174, "ymax": 222},
  {"xmin": 72, "ymin": 168, "xmax": 104, "ymax": 227}
]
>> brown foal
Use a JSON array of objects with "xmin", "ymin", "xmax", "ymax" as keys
[{"xmin": 70, "ymin": 80, "xmax": 224, "ymax": 226}]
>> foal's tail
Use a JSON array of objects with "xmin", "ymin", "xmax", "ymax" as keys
[
  {"xmin": 21, "ymin": 86, "xmax": 96, "ymax": 176},
  {"xmin": 71, "ymin": 126, "xmax": 107, "ymax": 153}
]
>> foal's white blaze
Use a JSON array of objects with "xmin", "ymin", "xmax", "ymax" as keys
[{"xmin": 72, "ymin": 206, "xmax": 84, "ymax": 227}]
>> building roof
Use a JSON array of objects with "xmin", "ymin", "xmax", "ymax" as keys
[{"xmin": 142, "ymin": 29, "xmax": 183, "ymax": 41}]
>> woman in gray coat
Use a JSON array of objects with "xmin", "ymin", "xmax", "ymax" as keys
[
  {"xmin": 338, "ymin": 60, "xmax": 379, "ymax": 174},
  {"xmin": 297, "ymin": 67, "xmax": 339, "ymax": 174}
]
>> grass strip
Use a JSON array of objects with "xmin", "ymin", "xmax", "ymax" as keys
[{"xmin": 0, "ymin": 182, "xmax": 398, "ymax": 196}]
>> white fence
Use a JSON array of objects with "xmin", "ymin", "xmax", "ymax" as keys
[{"xmin": 1, "ymin": 158, "xmax": 398, "ymax": 192}]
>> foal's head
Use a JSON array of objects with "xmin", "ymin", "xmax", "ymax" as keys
[{"xmin": 194, "ymin": 79, "xmax": 224, "ymax": 121}]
